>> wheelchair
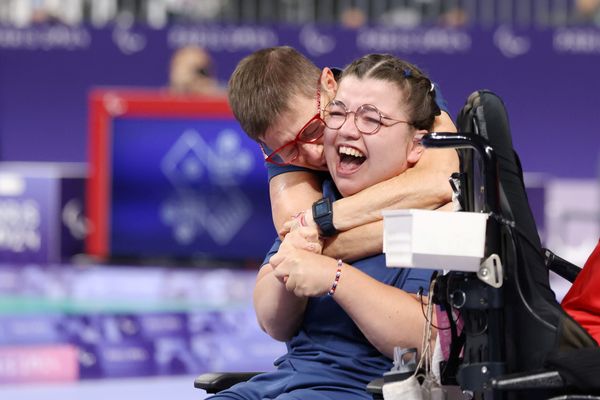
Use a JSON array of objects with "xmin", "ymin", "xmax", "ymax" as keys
[{"xmin": 194, "ymin": 90, "xmax": 600, "ymax": 399}]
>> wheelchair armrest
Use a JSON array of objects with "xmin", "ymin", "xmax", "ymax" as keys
[
  {"xmin": 194, "ymin": 372, "xmax": 262, "ymax": 394},
  {"xmin": 195, "ymin": 373, "xmax": 389, "ymax": 399},
  {"xmin": 544, "ymin": 248, "xmax": 581, "ymax": 283},
  {"xmin": 366, "ymin": 377, "xmax": 384, "ymax": 400},
  {"xmin": 490, "ymin": 370, "xmax": 565, "ymax": 391}
]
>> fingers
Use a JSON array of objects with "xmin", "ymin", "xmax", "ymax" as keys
[
  {"xmin": 270, "ymin": 248, "xmax": 299, "ymax": 292},
  {"xmin": 278, "ymin": 221, "xmax": 295, "ymax": 238},
  {"xmin": 284, "ymin": 274, "xmax": 296, "ymax": 293},
  {"xmin": 294, "ymin": 227, "xmax": 322, "ymax": 254},
  {"xmin": 279, "ymin": 211, "xmax": 307, "ymax": 237},
  {"xmin": 269, "ymin": 251, "xmax": 283, "ymax": 268},
  {"xmin": 299, "ymin": 226, "xmax": 321, "ymax": 244},
  {"xmin": 283, "ymin": 226, "xmax": 320, "ymax": 244},
  {"xmin": 272, "ymin": 266, "xmax": 288, "ymax": 283},
  {"xmin": 269, "ymin": 255, "xmax": 289, "ymax": 285}
]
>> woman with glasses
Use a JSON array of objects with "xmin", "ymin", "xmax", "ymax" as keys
[{"xmin": 208, "ymin": 54, "xmax": 442, "ymax": 400}]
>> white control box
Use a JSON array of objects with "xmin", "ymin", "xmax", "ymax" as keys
[{"xmin": 383, "ymin": 209, "xmax": 488, "ymax": 272}]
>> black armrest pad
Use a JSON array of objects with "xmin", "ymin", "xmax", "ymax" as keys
[
  {"xmin": 366, "ymin": 377, "xmax": 384, "ymax": 399},
  {"xmin": 544, "ymin": 248, "xmax": 581, "ymax": 282},
  {"xmin": 194, "ymin": 372, "xmax": 262, "ymax": 393}
]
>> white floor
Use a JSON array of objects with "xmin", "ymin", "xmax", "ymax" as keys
[{"xmin": 0, "ymin": 375, "xmax": 208, "ymax": 400}]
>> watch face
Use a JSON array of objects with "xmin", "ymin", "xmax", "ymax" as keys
[{"xmin": 315, "ymin": 201, "xmax": 330, "ymax": 216}]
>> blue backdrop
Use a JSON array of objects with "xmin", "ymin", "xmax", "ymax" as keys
[{"xmin": 0, "ymin": 23, "xmax": 599, "ymax": 178}]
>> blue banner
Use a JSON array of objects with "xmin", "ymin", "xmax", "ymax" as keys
[{"xmin": 110, "ymin": 116, "xmax": 273, "ymax": 260}]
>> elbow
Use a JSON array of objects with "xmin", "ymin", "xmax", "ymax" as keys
[
  {"xmin": 258, "ymin": 318, "xmax": 294, "ymax": 342},
  {"xmin": 267, "ymin": 328, "xmax": 294, "ymax": 342},
  {"xmin": 436, "ymin": 166, "xmax": 458, "ymax": 205},
  {"xmin": 255, "ymin": 306, "xmax": 297, "ymax": 342},
  {"xmin": 432, "ymin": 174, "xmax": 453, "ymax": 206},
  {"xmin": 254, "ymin": 304, "xmax": 297, "ymax": 342},
  {"xmin": 436, "ymin": 185, "xmax": 453, "ymax": 206}
]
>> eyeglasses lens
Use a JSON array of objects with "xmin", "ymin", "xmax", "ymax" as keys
[
  {"xmin": 325, "ymin": 102, "xmax": 382, "ymax": 134},
  {"xmin": 356, "ymin": 105, "xmax": 381, "ymax": 134},
  {"xmin": 270, "ymin": 142, "xmax": 298, "ymax": 165},
  {"xmin": 324, "ymin": 102, "xmax": 347, "ymax": 129},
  {"xmin": 299, "ymin": 119, "xmax": 324, "ymax": 142}
]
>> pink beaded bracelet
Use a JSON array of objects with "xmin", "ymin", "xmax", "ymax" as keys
[{"xmin": 328, "ymin": 259, "xmax": 343, "ymax": 296}]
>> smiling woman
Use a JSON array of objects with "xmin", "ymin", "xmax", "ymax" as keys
[{"xmin": 323, "ymin": 54, "xmax": 440, "ymax": 197}]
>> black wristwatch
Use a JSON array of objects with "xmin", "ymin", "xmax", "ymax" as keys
[{"xmin": 312, "ymin": 197, "xmax": 337, "ymax": 237}]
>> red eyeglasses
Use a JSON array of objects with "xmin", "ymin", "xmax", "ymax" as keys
[{"xmin": 261, "ymin": 86, "xmax": 325, "ymax": 166}]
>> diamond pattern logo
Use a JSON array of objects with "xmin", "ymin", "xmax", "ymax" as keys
[{"xmin": 160, "ymin": 129, "xmax": 254, "ymax": 245}]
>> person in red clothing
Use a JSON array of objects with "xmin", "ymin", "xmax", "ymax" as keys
[{"xmin": 562, "ymin": 240, "xmax": 600, "ymax": 344}]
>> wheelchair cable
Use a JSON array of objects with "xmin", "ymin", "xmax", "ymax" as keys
[
  {"xmin": 504, "ymin": 221, "xmax": 558, "ymax": 332},
  {"xmin": 417, "ymin": 287, "xmax": 461, "ymax": 331}
]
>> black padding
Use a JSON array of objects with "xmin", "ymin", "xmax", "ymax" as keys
[
  {"xmin": 544, "ymin": 248, "xmax": 581, "ymax": 283},
  {"xmin": 545, "ymin": 347, "xmax": 600, "ymax": 393},
  {"xmin": 194, "ymin": 372, "xmax": 262, "ymax": 393}
]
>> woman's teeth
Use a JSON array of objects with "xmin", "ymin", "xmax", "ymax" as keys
[{"xmin": 339, "ymin": 146, "xmax": 364, "ymax": 158}]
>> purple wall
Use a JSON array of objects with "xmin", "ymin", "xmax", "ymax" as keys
[{"xmin": 0, "ymin": 24, "xmax": 599, "ymax": 178}]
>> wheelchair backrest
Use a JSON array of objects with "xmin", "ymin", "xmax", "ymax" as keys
[{"xmin": 455, "ymin": 90, "xmax": 596, "ymax": 374}]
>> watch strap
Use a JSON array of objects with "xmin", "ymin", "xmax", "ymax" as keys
[{"xmin": 312, "ymin": 198, "xmax": 337, "ymax": 237}]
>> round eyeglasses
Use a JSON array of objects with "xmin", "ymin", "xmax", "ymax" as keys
[{"xmin": 323, "ymin": 100, "xmax": 412, "ymax": 135}]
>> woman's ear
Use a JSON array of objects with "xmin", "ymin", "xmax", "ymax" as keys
[
  {"xmin": 320, "ymin": 67, "xmax": 338, "ymax": 99},
  {"xmin": 407, "ymin": 129, "xmax": 427, "ymax": 165}
]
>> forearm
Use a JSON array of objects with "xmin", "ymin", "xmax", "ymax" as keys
[
  {"xmin": 331, "ymin": 147, "xmax": 458, "ymax": 231},
  {"xmin": 332, "ymin": 264, "xmax": 427, "ymax": 357},
  {"xmin": 331, "ymin": 111, "xmax": 458, "ymax": 231},
  {"xmin": 253, "ymin": 264, "xmax": 307, "ymax": 341},
  {"xmin": 270, "ymin": 171, "xmax": 323, "ymax": 233},
  {"xmin": 322, "ymin": 221, "xmax": 383, "ymax": 262}
]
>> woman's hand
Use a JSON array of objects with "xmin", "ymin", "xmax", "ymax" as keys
[
  {"xmin": 269, "ymin": 244, "xmax": 337, "ymax": 298},
  {"xmin": 279, "ymin": 208, "xmax": 317, "ymax": 238},
  {"xmin": 281, "ymin": 225, "xmax": 323, "ymax": 254}
]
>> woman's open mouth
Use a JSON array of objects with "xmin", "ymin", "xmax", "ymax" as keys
[{"xmin": 337, "ymin": 145, "xmax": 366, "ymax": 173}]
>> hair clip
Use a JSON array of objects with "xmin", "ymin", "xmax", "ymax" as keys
[
  {"xmin": 430, "ymin": 83, "xmax": 435, "ymax": 92},
  {"xmin": 403, "ymin": 68, "xmax": 412, "ymax": 78}
]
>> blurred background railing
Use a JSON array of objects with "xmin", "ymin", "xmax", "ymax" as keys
[{"xmin": 1, "ymin": 0, "xmax": 600, "ymax": 28}]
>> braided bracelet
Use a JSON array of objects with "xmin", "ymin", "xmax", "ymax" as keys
[{"xmin": 328, "ymin": 259, "xmax": 343, "ymax": 296}]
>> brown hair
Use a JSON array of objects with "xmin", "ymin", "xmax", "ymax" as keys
[
  {"xmin": 228, "ymin": 46, "xmax": 321, "ymax": 141},
  {"xmin": 341, "ymin": 54, "xmax": 441, "ymax": 131}
]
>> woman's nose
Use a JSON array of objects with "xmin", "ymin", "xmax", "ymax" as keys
[{"xmin": 337, "ymin": 116, "xmax": 362, "ymax": 139}]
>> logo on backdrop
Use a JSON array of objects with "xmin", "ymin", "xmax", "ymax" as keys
[
  {"xmin": 160, "ymin": 129, "xmax": 254, "ymax": 246},
  {"xmin": 0, "ymin": 25, "xmax": 90, "ymax": 50},
  {"xmin": 553, "ymin": 28, "xmax": 600, "ymax": 53},
  {"xmin": 0, "ymin": 199, "xmax": 41, "ymax": 253},
  {"xmin": 494, "ymin": 25, "xmax": 531, "ymax": 57},
  {"xmin": 112, "ymin": 14, "xmax": 146, "ymax": 55},
  {"xmin": 356, "ymin": 27, "xmax": 471, "ymax": 53},
  {"xmin": 299, "ymin": 25, "xmax": 336, "ymax": 56},
  {"xmin": 167, "ymin": 25, "xmax": 278, "ymax": 51}
]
